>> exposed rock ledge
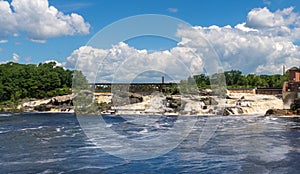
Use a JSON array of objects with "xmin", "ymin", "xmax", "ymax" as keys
[
  {"xmin": 22, "ymin": 94, "xmax": 74, "ymax": 113},
  {"xmin": 265, "ymin": 109, "xmax": 300, "ymax": 117},
  {"xmin": 16, "ymin": 93, "xmax": 286, "ymax": 116}
]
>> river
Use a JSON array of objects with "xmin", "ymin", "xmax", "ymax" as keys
[{"xmin": 0, "ymin": 113, "xmax": 299, "ymax": 173}]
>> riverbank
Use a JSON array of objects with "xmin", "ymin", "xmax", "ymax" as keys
[{"xmin": 0, "ymin": 94, "xmax": 74, "ymax": 113}]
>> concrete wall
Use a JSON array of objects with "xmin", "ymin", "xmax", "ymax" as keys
[
  {"xmin": 255, "ymin": 88, "xmax": 282, "ymax": 95},
  {"xmin": 227, "ymin": 88, "xmax": 256, "ymax": 94},
  {"xmin": 227, "ymin": 88, "xmax": 282, "ymax": 95}
]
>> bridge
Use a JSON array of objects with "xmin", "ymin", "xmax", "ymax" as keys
[
  {"xmin": 89, "ymin": 76, "xmax": 180, "ymax": 94},
  {"xmin": 89, "ymin": 82, "xmax": 178, "ymax": 94}
]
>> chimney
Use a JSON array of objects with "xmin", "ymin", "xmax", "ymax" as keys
[
  {"xmin": 159, "ymin": 76, "xmax": 165, "ymax": 92},
  {"xmin": 283, "ymin": 65, "xmax": 286, "ymax": 75}
]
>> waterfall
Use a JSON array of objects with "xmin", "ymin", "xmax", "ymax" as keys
[
  {"xmin": 226, "ymin": 93, "xmax": 283, "ymax": 115},
  {"xmin": 98, "ymin": 92, "xmax": 283, "ymax": 116}
]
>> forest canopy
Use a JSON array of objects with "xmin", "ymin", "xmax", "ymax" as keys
[
  {"xmin": 0, "ymin": 62, "xmax": 73, "ymax": 102},
  {"xmin": 191, "ymin": 70, "xmax": 289, "ymax": 89}
]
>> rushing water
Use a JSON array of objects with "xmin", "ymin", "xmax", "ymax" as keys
[{"xmin": 0, "ymin": 113, "xmax": 300, "ymax": 173}]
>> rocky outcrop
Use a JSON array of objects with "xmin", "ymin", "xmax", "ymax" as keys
[
  {"xmin": 129, "ymin": 93, "xmax": 143, "ymax": 104},
  {"xmin": 223, "ymin": 107, "xmax": 244, "ymax": 116},
  {"xmin": 163, "ymin": 96, "xmax": 183, "ymax": 112},
  {"xmin": 16, "ymin": 92, "xmax": 287, "ymax": 116},
  {"xmin": 50, "ymin": 95, "xmax": 73, "ymax": 106},
  {"xmin": 112, "ymin": 92, "xmax": 143, "ymax": 106},
  {"xmin": 265, "ymin": 109, "xmax": 294, "ymax": 116},
  {"xmin": 23, "ymin": 94, "xmax": 74, "ymax": 112}
]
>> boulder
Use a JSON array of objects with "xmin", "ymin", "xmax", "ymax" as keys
[
  {"xmin": 50, "ymin": 95, "xmax": 73, "ymax": 106},
  {"xmin": 112, "ymin": 92, "xmax": 143, "ymax": 105},
  {"xmin": 265, "ymin": 109, "xmax": 294, "ymax": 116},
  {"xmin": 201, "ymin": 97, "xmax": 218, "ymax": 105},
  {"xmin": 129, "ymin": 93, "xmax": 143, "ymax": 104},
  {"xmin": 222, "ymin": 107, "xmax": 244, "ymax": 116},
  {"xmin": 163, "ymin": 96, "xmax": 184, "ymax": 112}
]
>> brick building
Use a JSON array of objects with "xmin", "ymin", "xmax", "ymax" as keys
[{"xmin": 282, "ymin": 67, "xmax": 300, "ymax": 108}]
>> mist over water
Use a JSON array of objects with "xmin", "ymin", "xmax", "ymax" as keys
[{"xmin": 0, "ymin": 113, "xmax": 300, "ymax": 173}]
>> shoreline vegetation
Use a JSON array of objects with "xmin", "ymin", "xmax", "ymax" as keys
[
  {"xmin": 0, "ymin": 62, "xmax": 73, "ymax": 112},
  {"xmin": 0, "ymin": 62, "xmax": 298, "ymax": 116}
]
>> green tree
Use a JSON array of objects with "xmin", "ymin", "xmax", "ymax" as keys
[
  {"xmin": 194, "ymin": 74, "xmax": 210, "ymax": 88},
  {"xmin": 0, "ymin": 62, "xmax": 74, "ymax": 103},
  {"xmin": 224, "ymin": 70, "xmax": 243, "ymax": 87}
]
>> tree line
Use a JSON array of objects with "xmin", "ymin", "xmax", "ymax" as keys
[
  {"xmin": 192, "ymin": 70, "xmax": 289, "ymax": 89},
  {"xmin": 0, "ymin": 62, "xmax": 73, "ymax": 103}
]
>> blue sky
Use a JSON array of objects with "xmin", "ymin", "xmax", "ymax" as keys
[{"xmin": 1, "ymin": 0, "xmax": 300, "ymax": 76}]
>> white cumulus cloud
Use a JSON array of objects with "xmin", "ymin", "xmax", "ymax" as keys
[
  {"xmin": 66, "ymin": 42, "xmax": 204, "ymax": 82},
  {"xmin": 66, "ymin": 6, "xmax": 300, "ymax": 80},
  {"xmin": 176, "ymin": 7, "xmax": 300, "ymax": 74},
  {"xmin": 0, "ymin": 0, "xmax": 90, "ymax": 41},
  {"xmin": 245, "ymin": 7, "xmax": 300, "ymax": 39}
]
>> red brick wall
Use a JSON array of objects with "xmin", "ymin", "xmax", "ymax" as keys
[
  {"xmin": 289, "ymin": 70, "xmax": 300, "ymax": 82},
  {"xmin": 296, "ymin": 71, "xmax": 300, "ymax": 82}
]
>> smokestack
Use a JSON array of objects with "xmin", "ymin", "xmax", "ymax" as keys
[
  {"xmin": 159, "ymin": 76, "xmax": 165, "ymax": 92},
  {"xmin": 283, "ymin": 65, "xmax": 286, "ymax": 75}
]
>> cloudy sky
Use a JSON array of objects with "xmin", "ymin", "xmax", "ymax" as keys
[{"xmin": 1, "ymin": 0, "xmax": 300, "ymax": 82}]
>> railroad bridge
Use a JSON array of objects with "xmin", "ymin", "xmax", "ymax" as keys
[{"xmin": 89, "ymin": 82, "xmax": 178, "ymax": 94}]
